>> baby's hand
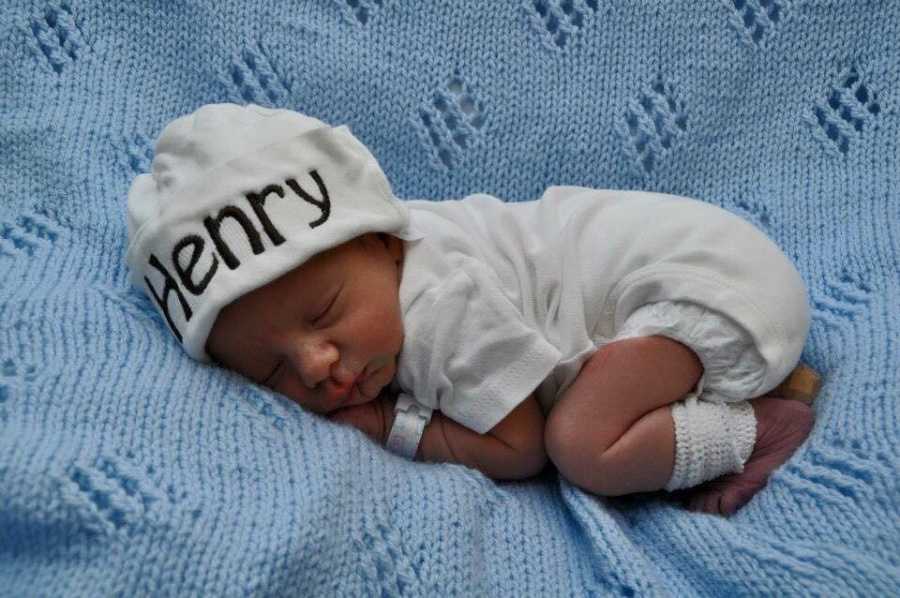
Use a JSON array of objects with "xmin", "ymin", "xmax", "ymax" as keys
[{"xmin": 328, "ymin": 396, "xmax": 395, "ymax": 445}]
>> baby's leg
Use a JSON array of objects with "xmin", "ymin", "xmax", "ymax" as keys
[
  {"xmin": 544, "ymin": 338, "xmax": 808, "ymax": 504},
  {"xmin": 544, "ymin": 335, "xmax": 703, "ymax": 496}
]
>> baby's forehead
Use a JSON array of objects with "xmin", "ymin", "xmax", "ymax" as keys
[{"xmin": 216, "ymin": 234, "xmax": 369, "ymax": 327}]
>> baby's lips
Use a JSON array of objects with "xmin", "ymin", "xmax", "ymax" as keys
[
  {"xmin": 331, "ymin": 362, "xmax": 364, "ymax": 387},
  {"xmin": 324, "ymin": 377, "xmax": 352, "ymax": 403}
]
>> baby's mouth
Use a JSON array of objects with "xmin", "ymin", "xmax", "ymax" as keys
[{"xmin": 325, "ymin": 374, "xmax": 374, "ymax": 407}]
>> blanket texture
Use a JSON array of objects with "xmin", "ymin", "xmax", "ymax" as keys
[{"xmin": 1, "ymin": 1, "xmax": 898, "ymax": 595}]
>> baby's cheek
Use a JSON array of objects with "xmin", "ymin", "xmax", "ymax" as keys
[
  {"xmin": 385, "ymin": 311, "xmax": 406, "ymax": 355},
  {"xmin": 356, "ymin": 308, "xmax": 403, "ymax": 355}
]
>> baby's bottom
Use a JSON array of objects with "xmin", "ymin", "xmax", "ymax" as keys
[{"xmin": 544, "ymin": 301, "xmax": 812, "ymax": 513}]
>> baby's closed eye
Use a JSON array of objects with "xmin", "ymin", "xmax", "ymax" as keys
[{"xmin": 311, "ymin": 285, "xmax": 343, "ymax": 326}]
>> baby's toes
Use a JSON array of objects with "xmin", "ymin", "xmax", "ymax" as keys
[
  {"xmin": 681, "ymin": 482, "xmax": 723, "ymax": 513},
  {"xmin": 717, "ymin": 485, "xmax": 752, "ymax": 516}
]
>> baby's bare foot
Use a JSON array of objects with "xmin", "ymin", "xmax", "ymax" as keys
[{"xmin": 680, "ymin": 397, "xmax": 814, "ymax": 516}]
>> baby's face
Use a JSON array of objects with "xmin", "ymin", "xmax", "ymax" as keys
[{"xmin": 206, "ymin": 233, "xmax": 405, "ymax": 415}]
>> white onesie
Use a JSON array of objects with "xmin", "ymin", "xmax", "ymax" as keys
[{"xmin": 392, "ymin": 186, "xmax": 810, "ymax": 490}]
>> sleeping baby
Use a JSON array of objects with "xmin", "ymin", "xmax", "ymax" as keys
[{"xmin": 126, "ymin": 103, "xmax": 816, "ymax": 515}]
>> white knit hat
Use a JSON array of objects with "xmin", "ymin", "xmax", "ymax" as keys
[{"xmin": 126, "ymin": 103, "xmax": 419, "ymax": 362}]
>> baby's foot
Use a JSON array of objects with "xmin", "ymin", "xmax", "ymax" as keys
[{"xmin": 679, "ymin": 397, "xmax": 814, "ymax": 516}]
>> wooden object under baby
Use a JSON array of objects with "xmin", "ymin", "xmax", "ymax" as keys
[{"xmin": 766, "ymin": 364, "xmax": 822, "ymax": 404}]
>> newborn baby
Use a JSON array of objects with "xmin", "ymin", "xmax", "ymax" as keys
[{"xmin": 126, "ymin": 104, "xmax": 815, "ymax": 515}]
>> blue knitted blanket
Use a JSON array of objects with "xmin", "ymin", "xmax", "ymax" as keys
[{"xmin": 2, "ymin": 1, "xmax": 898, "ymax": 595}]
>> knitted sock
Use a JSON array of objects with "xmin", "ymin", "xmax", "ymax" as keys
[{"xmin": 664, "ymin": 394, "xmax": 757, "ymax": 491}]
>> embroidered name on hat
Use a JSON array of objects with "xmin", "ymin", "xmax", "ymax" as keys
[{"xmin": 144, "ymin": 169, "xmax": 331, "ymax": 342}]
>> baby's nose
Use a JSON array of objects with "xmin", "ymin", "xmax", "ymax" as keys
[{"xmin": 298, "ymin": 342, "xmax": 339, "ymax": 388}]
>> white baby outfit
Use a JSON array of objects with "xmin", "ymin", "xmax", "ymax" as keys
[{"xmin": 394, "ymin": 186, "xmax": 811, "ymax": 490}]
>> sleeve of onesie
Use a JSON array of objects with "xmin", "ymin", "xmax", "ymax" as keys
[{"xmin": 398, "ymin": 262, "xmax": 562, "ymax": 435}]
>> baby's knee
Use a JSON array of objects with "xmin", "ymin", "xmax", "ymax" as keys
[
  {"xmin": 545, "ymin": 403, "xmax": 582, "ymax": 475},
  {"xmin": 545, "ymin": 428, "xmax": 623, "ymax": 495},
  {"xmin": 544, "ymin": 408, "xmax": 619, "ymax": 495},
  {"xmin": 544, "ymin": 405, "xmax": 577, "ymax": 476}
]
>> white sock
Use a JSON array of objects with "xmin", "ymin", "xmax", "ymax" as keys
[{"xmin": 665, "ymin": 394, "xmax": 757, "ymax": 491}]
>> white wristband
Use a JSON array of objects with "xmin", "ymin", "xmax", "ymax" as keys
[{"xmin": 385, "ymin": 393, "xmax": 432, "ymax": 459}]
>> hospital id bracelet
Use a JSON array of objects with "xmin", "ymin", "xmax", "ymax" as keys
[{"xmin": 385, "ymin": 393, "xmax": 432, "ymax": 460}]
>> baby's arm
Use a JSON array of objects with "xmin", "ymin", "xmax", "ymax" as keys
[
  {"xmin": 330, "ymin": 394, "xmax": 548, "ymax": 480},
  {"xmin": 418, "ymin": 394, "xmax": 548, "ymax": 479}
]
